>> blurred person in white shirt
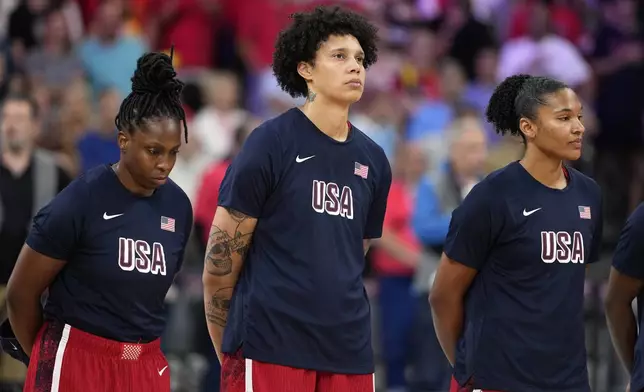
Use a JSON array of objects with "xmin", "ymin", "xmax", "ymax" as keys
[
  {"xmin": 496, "ymin": 0, "xmax": 591, "ymax": 89},
  {"xmin": 192, "ymin": 71, "xmax": 247, "ymax": 162}
]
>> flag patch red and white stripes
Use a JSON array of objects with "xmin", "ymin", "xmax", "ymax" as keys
[
  {"xmin": 354, "ymin": 162, "xmax": 369, "ymax": 179},
  {"xmin": 161, "ymin": 216, "xmax": 175, "ymax": 232}
]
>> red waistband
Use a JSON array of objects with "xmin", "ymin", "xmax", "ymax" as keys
[{"xmin": 52, "ymin": 322, "xmax": 161, "ymax": 360}]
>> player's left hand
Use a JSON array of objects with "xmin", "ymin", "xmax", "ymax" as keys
[
  {"xmin": 626, "ymin": 381, "xmax": 630, "ymax": 392},
  {"xmin": 0, "ymin": 320, "xmax": 29, "ymax": 366}
]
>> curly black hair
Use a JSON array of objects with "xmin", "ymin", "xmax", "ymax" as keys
[
  {"xmin": 115, "ymin": 50, "xmax": 188, "ymax": 142},
  {"xmin": 486, "ymin": 74, "xmax": 568, "ymax": 139},
  {"xmin": 272, "ymin": 6, "xmax": 379, "ymax": 98}
]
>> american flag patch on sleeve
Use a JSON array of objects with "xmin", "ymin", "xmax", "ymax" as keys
[
  {"xmin": 161, "ymin": 216, "xmax": 176, "ymax": 232},
  {"xmin": 354, "ymin": 162, "xmax": 369, "ymax": 179},
  {"xmin": 578, "ymin": 206, "xmax": 591, "ymax": 220}
]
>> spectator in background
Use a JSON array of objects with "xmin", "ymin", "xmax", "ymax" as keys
[
  {"xmin": 591, "ymin": 0, "xmax": 644, "ymax": 242},
  {"xmin": 351, "ymin": 91, "xmax": 405, "ymax": 162},
  {"xmin": 464, "ymin": 47, "xmax": 499, "ymax": 144},
  {"xmin": 408, "ymin": 58, "xmax": 468, "ymax": 174},
  {"xmin": 372, "ymin": 142, "xmax": 427, "ymax": 392},
  {"xmin": 398, "ymin": 27, "xmax": 441, "ymax": 100},
  {"xmin": 497, "ymin": 0, "xmax": 591, "ymax": 89},
  {"xmin": 443, "ymin": 0, "xmax": 496, "ymax": 82},
  {"xmin": 25, "ymin": 6, "xmax": 83, "ymax": 93},
  {"xmin": 76, "ymin": 88, "xmax": 120, "ymax": 173},
  {"xmin": 193, "ymin": 116, "xmax": 260, "ymax": 249},
  {"xmin": 192, "ymin": 71, "xmax": 247, "ymax": 162},
  {"xmin": 7, "ymin": 0, "xmax": 50, "ymax": 71},
  {"xmin": 408, "ymin": 115, "xmax": 488, "ymax": 392},
  {"xmin": 508, "ymin": 0, "xmax": 584, "ymax": 46},
  {"xmin": 145, "ymin": 0, "xmax": 218, "ymax": 69},
  {"xmin": 0, "ymin": 95, "xmax": 70, "ymax": 390},
  {"xmin": 168, "ymin": 112, "xmax": 212, "ymax": 203},
  {"xmin": 78, "ymin": 0, "xmax": 146, "ymax": 100}
]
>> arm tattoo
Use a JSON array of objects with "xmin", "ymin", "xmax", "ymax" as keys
[
  {"xmin": 205, "ymin": 287, "xmax": 233, "ymax": 327},
  {"xmin": 205, "ymin": 208, "xmax": 253, "ymax": 276}
]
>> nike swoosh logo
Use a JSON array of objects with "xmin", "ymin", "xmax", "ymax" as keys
[
  {"xmin": 158, "ymin": 366, "xmax": 168, "ymax": 376},
  {"xmin": 295, "ymin": 155, "xmax": 315, "ymax": 163},
  {"xmin": 103, "ymin": 212, "xmax": 124, "ymax": 220},
  {"xmin": 523, "ymin": 208, "xmax": 542, "ymax": 217},
  {"xmin": 9, "ymin": 342, "xmax": 17, "ymax": 351}
]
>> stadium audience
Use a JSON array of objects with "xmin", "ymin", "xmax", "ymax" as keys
[{"xmin": 0, "ymin": 0, "xmax": 642, "ymax": 391}]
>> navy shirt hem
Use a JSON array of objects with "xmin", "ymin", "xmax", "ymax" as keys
[{"xmin": 234, "ymin": 346, "xmax": 375, "ymax": 375}]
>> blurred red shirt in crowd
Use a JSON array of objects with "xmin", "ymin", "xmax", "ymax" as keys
[
  {"xmin": 372, "ymin": 180, "xmax": 419, "ymax": 276},
  {"xmin": 509, "ymin": 0, "xmax": 583, "ymax": 44},
  {"xmin": 194, "ymin": 160, "xmax": 230, "ymax": 244}
]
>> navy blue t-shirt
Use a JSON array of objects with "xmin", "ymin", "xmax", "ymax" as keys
[
  {"xmin": 612, "ymin": 203, "xmax": 644, "ymax": 392},
  {"xmin": 26, "ymin": 164, "xmax": 193, "ymax": 342},
  {"xmin": 219, "ymin": 108, "xmax": 392, "ymax": 374},
  {"xmin": 445, "ymin": 161, "xmax": 602, "ymax": 392}
]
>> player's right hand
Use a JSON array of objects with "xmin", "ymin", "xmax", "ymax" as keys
[{"xmin": 626, "ymin": 381, "xmax": 630, "ymax": 392}]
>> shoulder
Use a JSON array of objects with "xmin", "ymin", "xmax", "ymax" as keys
[
  {"xmin": 478, "ymin": 162, "xmax": 520, "ymax": 194},
  {"xmin": 159, "ymin": 178, "xmax": 193, "ymax": 211},
  {"xmin": 628, "ymin": 202, "xmax": 644, "ymax": 225},
  {"xmin": 353, "ymin": 126, "xmax": 390, "ymax": 173},
  {"xmin": 569, "ymin": 167, "xmax": 601, "ymax": 199},
  {"xmin": 245, "ymin": 113, "xmax": 288, "ymax": 147},
  {"xmin": 462, "ymin": 162, "xmax": 519, "ymax": 209},
  {"xmin": 353, "ymin": 126, "xmax": 387, "ymax": 157}
]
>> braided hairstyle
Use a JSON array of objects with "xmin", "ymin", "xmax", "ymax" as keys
[
  {"xmin": 485, "ymin": 74, "xmax": 567, "ymax": 140},
  {"xmin": 115, "ymin": 50, "xmax": 188, "ymax": 143}
]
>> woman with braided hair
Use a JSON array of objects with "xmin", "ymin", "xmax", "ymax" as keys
[{"xmin": 5, "ymin": 50, "xmax": 193, "ymax": 392}]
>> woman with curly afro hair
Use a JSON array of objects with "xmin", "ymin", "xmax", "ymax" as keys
[
  {"xmin": 429, "ymin": 74, "xmax": 603, "ymax": 392},
  {"xmin": 203, "ymin": 5, "xmax": 392, "ymax": 392}
]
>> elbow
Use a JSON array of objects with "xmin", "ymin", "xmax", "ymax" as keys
[
  {"xmin": 603, "ymin": 291, "xmax": 619, "ymax": 314},
  {"xmin": 429, "ymin": 286, "xmax": 461, "ymax": 314},
  {"xmin": 603, "ymin": 290, "xmax": 631, "ymax": 316},
  {"xmin": 428, "ymin": 288, "xmax": 446, "ymax": 311}
]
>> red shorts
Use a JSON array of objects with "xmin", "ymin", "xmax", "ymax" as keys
[
  {"xmin": 450, "ymin": 376, "xmax": 502, "ymax": 392},
  {"xmin": 221, "ymin": 350, "xmax": 374, "ymax": 392},
  {"xmin": 23, "ymin": 321, "xmax": 170, "ymax": 392}
]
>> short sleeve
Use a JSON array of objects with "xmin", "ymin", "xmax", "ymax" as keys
[
  {"xmin": 443, "ymin": 181, "xmax": 500, "ymax": 270},
  {"xmin": 25, "ymin": 179, "xmax": 89, "ymax": 261},
  {"xmin": 612, "ymin": 203, "xmax": 644, "ymax": 279},
  {"xmin": 218, "ymin": 126, "xmax": 282, "ymax": 218},
  {"xmin": 364, "ymin": 159, "xmax": 393, "ymax": 239}
]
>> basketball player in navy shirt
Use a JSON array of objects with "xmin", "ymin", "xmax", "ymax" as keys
[
  {"xmin": 429, "ymin": 74, "xmax": 603, "ymax": 392},
  {"xmin": 202, "ymin": 6, "xmax": 390, "ymax": 392},
  {"xmin": 605, "ymin": 205, "xmax": 644, "ymax": 392},
  {"xmin": 5, "ymin": 51, "xmax": 193, "ymax": 392}
]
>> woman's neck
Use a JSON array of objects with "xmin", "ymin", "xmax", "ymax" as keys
[{"xmin": 520, "ymin": 146, "xmax": 566, "ymax": 189}]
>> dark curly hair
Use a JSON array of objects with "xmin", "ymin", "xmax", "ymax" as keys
[
  {"xmin": 115, "ymin": 50, "xmax": 188, "ymax": 142},
  {"xmin": 272, "ymin": 6, "xmax": 379, "ymax": 98},
  {"xmin": 486, "ymin": 74, "xmax": 567, "ymax": 140}
]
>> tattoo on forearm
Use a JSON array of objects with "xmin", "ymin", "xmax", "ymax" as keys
[
  {"xmin": 205, "ymin": 287, "xmax": 233, "ymax": 327},
  {"xmin": 205, "ymin": 208, "xmax": 253, "ymax": 276}
]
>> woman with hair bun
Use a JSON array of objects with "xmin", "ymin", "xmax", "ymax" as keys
[
  {"xmin": 430, "ymin": 74, "xmax": 602, "ymax": 392},
  {"xmin": 5, "ymin": 50, "xmax": 193, "ymax": 392}
]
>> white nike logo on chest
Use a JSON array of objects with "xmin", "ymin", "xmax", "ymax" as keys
[
  {"xmin": 103, "ymin": 212, "xmax": 124, "ymax": 220},
  {"xmin": 296, "ymin": 155, "xmax": 315, "ymax": 163},
  {"xmin": 523, "ymin": 208, "xmax": 542, "ymax": 217}
]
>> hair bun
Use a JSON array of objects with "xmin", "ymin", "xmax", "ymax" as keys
[
  {"xmin": 485, "ymin": 74, "xmax": 532, "ymax": 136},
  {"xmin": 130, "ymin": 52, "xmax": 182, "ymax": 96}
]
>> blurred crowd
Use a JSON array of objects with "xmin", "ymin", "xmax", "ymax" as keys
[{"xmin": 0, "ymin": 0, "xmax": 643, "ymax": 391}]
